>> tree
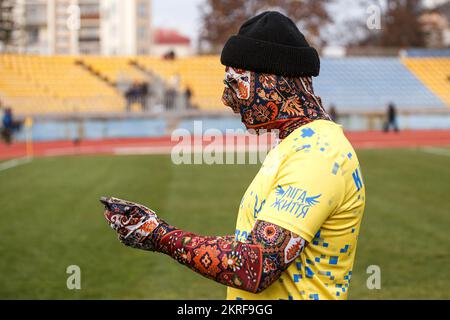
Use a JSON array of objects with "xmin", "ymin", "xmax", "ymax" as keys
[
  {"xmin": 199, "ymin": 0, "xmax": 334, "ymax": 53},
  {"xmin": 0, "ymin": 0, "xmax": 15, "ymax": 51},
  {"xmin": 345, "ymin": 0, "xmax": 426, "ymax": 48},
  {"xmin": 381, "ymin": 0, "xmax": 425, "ymax": 47}
]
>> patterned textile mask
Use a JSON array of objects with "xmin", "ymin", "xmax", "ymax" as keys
[{"xmin": 222, "ymin": 66, "xmax": 331, "ymax": 139}]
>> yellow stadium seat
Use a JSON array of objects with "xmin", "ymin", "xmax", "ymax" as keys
[
  {"xmin": 0, "ymin": 54, "xmax": 125, "ymax": 115},
  {"xmin": 136, "ymin": 55, "xmax": 225, "ymax": 110},
  {"xmin": 402, "ymin": 58, "xmax": 450, "ymax": 107}
]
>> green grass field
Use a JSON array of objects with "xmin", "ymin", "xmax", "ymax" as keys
[{"xmin": 0, "ymin": 149, "xmax": 449, "ymax": 299}]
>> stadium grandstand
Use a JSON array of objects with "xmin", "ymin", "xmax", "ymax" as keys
[{"xmin": 0, "ymin": 54, "xmax": 449, "ymax": 115}]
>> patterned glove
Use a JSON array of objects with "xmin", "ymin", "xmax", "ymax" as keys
[{"xmin": 100, "ymin": 196, "xmax": 162, "ymax": 251}]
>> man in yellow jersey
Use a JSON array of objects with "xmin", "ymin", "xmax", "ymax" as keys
[{"xmin": 101, "ymin": 11, "xmax": 365, "ymax": 300}]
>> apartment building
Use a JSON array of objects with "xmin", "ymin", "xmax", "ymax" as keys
[{"xmin": 10, "ymin": 0, "xmax": 152, "ymax": 55}]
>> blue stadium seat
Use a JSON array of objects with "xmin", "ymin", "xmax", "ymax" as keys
[{"xmin": 314, "ymin": 58, "xmax": 445, "ymax": 110}]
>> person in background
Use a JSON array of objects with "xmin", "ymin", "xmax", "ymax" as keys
[
  {"xmin": 328, "ymin": 104, "xmax": 338, "ymax": 122},
  {"xmin": 138, "ymin": 81, "xmax": 149, "ymax": 111},
  {"xmin": 1, "ymin": 107, "xmax": 22, "ymax": 144},
  {"xmin": 185, "ymin": 86, "xmax": 193, "ymax": 109},
  {"xmin": 125, "ymin": 81, "xmax": 138, "ymax": 112},
  {"xmin": 125, "ymin": 80, "xmax": 150, "ymax": 112},
  {"xmin": 384, "ymin": 102, "xmax": 399, "ymax": 133},
  {"xmin": 165, "ymin": 87, "xmax": 176, "ymax": 111},
  {"xmin": 163, "ymin": 50, "xmax": 176, "ymax": 60}
]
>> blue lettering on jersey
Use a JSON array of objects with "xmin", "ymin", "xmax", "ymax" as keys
[
  {"xmin": 271, "ymin": 185, "xmax": 321, "ymax": 218},
  {"xmin": 234, "ymin": 229, "xmax": 250, "ymax": 242},
  {"xmin": 352, "ymin": 168, "xmax": 364, "ymax": 191},
  {"xmin": 253, "ymin": 194, "xmax": 266, "ymax": 218}
]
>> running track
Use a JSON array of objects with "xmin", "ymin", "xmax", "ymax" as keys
[{"xmin": 1, "ymin": 130, "xmax": 450, "ymax": 160}]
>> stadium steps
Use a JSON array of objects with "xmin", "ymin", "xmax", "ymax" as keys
[
  {"xmin": 129, "ymin": 59, "xmax": 154, "ymax": 78},
  {"xmin": 80, "ymin": 57, "xmax": 150, "ymax": 86},
  {"xmin": 401, "ymin": 58, "xmax": 450, "ymax": 107},
  {"xmin": 75, "ymin": 59, "xmax": 116, "ymax": 88}
]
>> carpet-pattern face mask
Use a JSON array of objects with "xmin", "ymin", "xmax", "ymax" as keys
[
  {"xmin": 224, "ymin": 67, "xmax": 252, "ymax": 100},
  {"xmin": 222, "ymin": 67, "xmax": 331, "ymax": 139}
]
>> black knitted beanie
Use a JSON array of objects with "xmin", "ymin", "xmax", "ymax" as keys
[{"xmin": 221, "ymin": 11, "xmax": 320, "ymax": 77}]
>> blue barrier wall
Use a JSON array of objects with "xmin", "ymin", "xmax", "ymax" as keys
[{"xmin": 12, "ymin": 115, "xmax": 450, "ymax": 142}]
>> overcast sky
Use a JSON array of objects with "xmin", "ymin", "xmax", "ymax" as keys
[
  {"xmin": 152, "ymin": 0, "xmax": 449, "ymax": 46},
  {"xmin": 152, "ymin": 0, "xmax": 204, "ymax": 45}
]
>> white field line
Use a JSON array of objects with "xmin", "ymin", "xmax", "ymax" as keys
[
  {"xmin": 0, "ymin": 157, "xmax": 32, "ymax": 172},
  {"xmin": 421, "ymin": 147, "xmax": 450, "ymax": 157},
  {"xmin": 44, "ymin": 145, "xmax": 112, "ymax": 156},
  {"xmin": 113, "ymin": 144, "xmax": 270, "ymax": 155},
  {"xmin": 113, "ymin": 146, "xmax": 174, "ymax": 155},
  {"xmin": 43, "ymin": 144, "xmax": 272, "ymax": 156}
]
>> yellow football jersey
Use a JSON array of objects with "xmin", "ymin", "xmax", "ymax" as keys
[{"xmin": 227, "ymin": 120, "xmax": 365, "ymax": 300}]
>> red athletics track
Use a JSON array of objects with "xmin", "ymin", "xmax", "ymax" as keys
[{"xmin": 1, "ymin": 130, "xmax": 450, "ymax": 160}]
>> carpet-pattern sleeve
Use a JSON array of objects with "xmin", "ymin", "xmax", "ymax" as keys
[{"xmin": 152, "ymin": 220, "xmax": 307, "ymax": 293}]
